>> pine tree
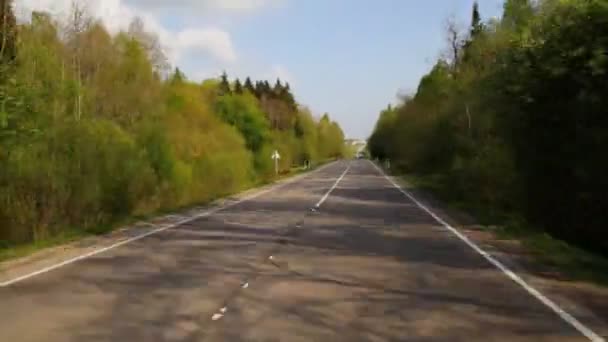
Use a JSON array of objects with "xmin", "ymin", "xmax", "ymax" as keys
[
  {"xmin": 282, "ymin": 82, "xmax": 297, "ymax": 111},
  {"xmin": 470, "ymin": 2, "xmax": 483, "ymax": 38},
  {"xmin": 170, "ymin": 67, "xmax": 186, "ymax": 84},
  {"xmin": 263, "ymin": 80, "xmax": 272, "ymax": 98},
  {"xmin": 219, "ymin": 71, "xmax": 231, "ymax": 95},
  {"xmin": 234, "ymin": 78, "xmax": 243, "ymax": 94},
  {"xmin": 244, "ymin": 77, "xmax": 255, "ymax": 94},
  {"xmin": 461, "ymin": 1, "xmax": 483, "ymax": 64},
  {"xmin": 254, "ymin": 80, "xmax": 263, "ymax": 98},
  {"xmin": 274, "ymin": 78, "xmax": 283, "ymax": 94}
]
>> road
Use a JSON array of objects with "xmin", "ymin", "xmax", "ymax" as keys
[{"xmin": 0, "ymin": 160, "xmax": 599, "ymax": 341}]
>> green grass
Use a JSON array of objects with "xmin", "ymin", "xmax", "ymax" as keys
[
  {"xmin": 0, "ymin": 161, "xmax": 332, "ymax": 264},
  {"xmin": 496, "ymin": 220, "xmax": 608, "ymax": 286},
  {"xmin": 0, "ymin": 230, "xmax": 85, "ymax": 262},
  {"xmin": 400, "ymin": 172, "xmax": 608, "ymax": 287},
  {"xmin": 0, "ymin": 215, "xmax": 146, "ymax": 263}
]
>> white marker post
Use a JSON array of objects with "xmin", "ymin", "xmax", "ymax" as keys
[{"xmin": 272, "ymin": 150, "xmax": 281, "ymax": 176}]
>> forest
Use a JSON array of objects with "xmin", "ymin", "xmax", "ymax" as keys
[
  {"xmin": 369, "ymin": 0, "xmax": 608, "ymax": 254},
  {"xmin": 0, "ymin": 1, "xmax": 345, "ymax": 246}
]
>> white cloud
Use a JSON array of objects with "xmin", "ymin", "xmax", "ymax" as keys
[
  {"xmin": 123, "ymin": 0, "xmax": 283, "ymax": 12},
  {"xmin": 15, "ymin": 0, "xmax": 237, "ymax": 65},
  {"xmin": 265, "ymin": 65, "xmax": 294, "ymax": 85},
  {"xmin": 176, "ymin": 29, "xmax": 237, "ymax": 63}
]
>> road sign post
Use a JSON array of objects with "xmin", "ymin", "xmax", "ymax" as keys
[{"xmin": 272, "ymin": 150, "xmax": 281, "ymax": 176}]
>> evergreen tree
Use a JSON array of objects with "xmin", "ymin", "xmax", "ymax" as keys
[
  {"xmin": 470, "ymin": 1, "xmax": 483, "ymax": 38},
  {"xmin": 274, "ymin": 78, "xmax": 283, "ymax": 94},
  {"xmin": 219, "ymin": 71, "xmax": 231, "ymax": 95},
  {"xmin": 254, "ymin": 80, "xmax": 264, "ymax": 98},
  {"xmin": 283, "ymin": 82, "xmax": 297, "ymax": 111},
  {"xmin": 244, "ymin": 77, "xmax": 255, "ymax": 94},
  {"xmin": 170, "ymin": 67, "xmax": 186, "ymax": 84},
  {"xmin": 263, "ymin": 80, "xmax": 272, "ymax": 98},
  {"xmin": 234, "ymin": 78, "xmax": 243, "ymax": 94},
  {"xmin": 462, "ymin": 2, "xmax": 483, "ymax": 64}
]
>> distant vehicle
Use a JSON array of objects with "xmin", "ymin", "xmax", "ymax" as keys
[{"xmin": 356, "ymin": 152, "xmax": 366, "ymax": 159}]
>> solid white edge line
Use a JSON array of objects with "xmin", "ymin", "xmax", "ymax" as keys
[
  {"xmin": 0, "ymin": 161, "xmax": 339, "ymax": 288},
  {"xmin": 368, "ymin": 160, "xmax": 604, "ymax": 342},
  {"xmin": 315, "ymin": 162, "xmax": 351, "ymax": 208}
]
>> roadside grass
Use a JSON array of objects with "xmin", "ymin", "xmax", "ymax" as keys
[
  {"xmin": 0, "ymin": 230, "xmax": 85, "ymax": 262},
  {"xmin": 0, "ymin": 216, "xmax": 147, "ymax": 263},
  {"xmin": 0, "ymin": 160, "xmax": 334, "ymax": 264},
  {"xmin": 401, "ymin": 172, "xmax": 608, "ymax": 287}
]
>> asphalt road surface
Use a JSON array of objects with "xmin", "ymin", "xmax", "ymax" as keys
[{"xmin": 0, "ymin": 160, "xmax": 599, "ymax": 341}]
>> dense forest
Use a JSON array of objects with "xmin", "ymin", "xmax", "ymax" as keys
[
  {"xmin": 0, "ymin": 1, "xmax": 345, "ymax": 245},
  {"xmin": 369, "ymin": 0, "xmax": 607, "ymax": 253}
]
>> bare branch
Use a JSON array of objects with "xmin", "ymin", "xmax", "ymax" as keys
[{"xmin": 442, "ymin": 16, "xmax": 465, "ymax": 70}]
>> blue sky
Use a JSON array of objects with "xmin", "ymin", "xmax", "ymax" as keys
[
  {"xmin": 176, "ymin": 0, "xmax": 505, "ymax": 139},
  {"xmin": 20, "ymin": 0, "xmax": 506, "ymax": 139}
]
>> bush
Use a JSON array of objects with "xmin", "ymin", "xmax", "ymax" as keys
[{"xmin": 368, "ymin": 0, "xmax": 608, "ymax": 254}]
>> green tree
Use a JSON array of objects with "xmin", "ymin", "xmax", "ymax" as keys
[
  {"xmin": 273, "ymin": 78, "xmax": 283, "ymax": 97},
  {"xmin": 171, "ymin": 67, "xmax": 186, "ymax": 84},
  {"xmin": 219, "ymin": 71, "xmax": 231, "ymax": 96},
  {"xmin": 0, "ymin": 6, "xmax": 347, "ymax": 248},
  {"xmin": 234, "ymin": 78, "xmax": 243, "ymax": 94},
  {"xmin": 244, "ymin": 77, "xmax": 255, "ymax": 94},
  {"xmin": 215, "ymin": 93, "xmax": 270, "ymax": 153},
  {"xmin": 470, "ymin": 2, "xmax": 483, "ymax": 37},
  {"xmin": 0, "ymin": 0, "xmax": 17, "ymax": 63},
  {"xmin": 502, "ymin": 0, "xmax": 534, "ymax": 32},
  {"xmin": 263, "ymin": 80, "xmax": 272, "ymax": 97},
  {"xmin": 369, "ymin": 0, "xmax": 608, "ymax": 254},
  {"xmin": 254, "ymin": 80, "xmax": 264, "ymax": 98}
]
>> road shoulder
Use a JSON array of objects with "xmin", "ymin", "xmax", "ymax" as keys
[
  {"xmin": 0, "ymin": 162, "xmax": 333, "ymax": 287},
  {"xmin": 389, "ymin": 172, "xmax": 608, "ymax": 339}
]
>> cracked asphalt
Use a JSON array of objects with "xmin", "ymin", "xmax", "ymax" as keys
[{"xmin": 0, "ymin": 160, "xmax": 596, "ymax": 341}]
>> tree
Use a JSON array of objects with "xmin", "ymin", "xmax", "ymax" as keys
[
  {"xmin": 502, "ymin": 0, "xmax": 534, "ymax": 32},
  {"xmin": 254, "ymin": 80, "xmax": 263, "ymax": 98},
  {"xmin": 128, "ymin": 17, "xmax": 170, "ymax": 77},
  {"xmin": 282, "ymin": 82, "xmax": 297, "ymax": 111},
  {"xmin": 0, "ymin": 0, "xmax": 17, "ymax": 135},
  {"xmin": 273, "ymin": 78, "xmax": 283, "ymax": 95},
  {"xmin": 0, "ymin": 0, "xmax": 17, "ymax": 63},
  {"xmin": 0, "ymin": 4, "xmax": 347, "ymax": 249},
  {"xmin": 317, "ymin": 113, "xmax": 344, "ymax": 159},
  {"xmin": 244, "ymin": 77, "xmax": 255, "ymax": 94},
  {"xmin": 218, "ymin": 71, "xmax": 231, "ymax": 96},
  {"xmin": 368, "ymin": 0, "xmax": 608, "ymax": 254},
  {"xmin": 444, "ymin": 18, "xmax": 464, "ymax": 69},
  {"xmin": 171, "ymin": 67, "xmax": 186, "ymax": 84},
  {"xmin": 234, "ymin": 78, "xmax": 243, "ymax": 94},
  {"xmin": 64, "ymin": 1, "xmax": 93, "ymax": 121},
  {"xmin": 263, "ymin": 80, "xmax": 271, "ymax": 97},
  {"xmin": 215, "ymin": 94, "xmax": 270, "ymax": 153},
  {"xmin": 470, "ymin": 2, "xmax": 483, "ymax": 38}
]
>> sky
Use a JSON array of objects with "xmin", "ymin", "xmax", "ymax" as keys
[{"xmin": 15, "ymin": 0, "xmax": 505, "ymax": 139}]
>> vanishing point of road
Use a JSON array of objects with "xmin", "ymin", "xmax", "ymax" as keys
[{"xmin": 0, "ymin": 160, "xmax": 602, "ymax": 341}]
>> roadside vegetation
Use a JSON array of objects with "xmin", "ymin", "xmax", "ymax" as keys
[
  {"xmin": 368, "ymin": 0, "xmax": 608, "ymax": 272},
  {"xmin": 0, "ymin": 1, "xmax": 346, "ymax": 250}
]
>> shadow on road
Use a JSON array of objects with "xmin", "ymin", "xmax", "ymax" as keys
[{"xmin": 0, "ymin": 160, "xmax": 596, "ymax": 341}]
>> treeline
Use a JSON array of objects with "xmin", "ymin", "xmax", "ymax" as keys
[
  {"xmin": 369, "ymin": 0, "xmax": 607, "ymax": 253},
  {"xmin": 0, "ymin": 1, "xmax": 345, "ymax": 245}
]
